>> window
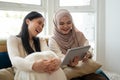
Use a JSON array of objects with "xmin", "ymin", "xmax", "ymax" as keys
[
  {"xmin": 0, "ymin": 0, "xmax": 97, "ymax": 59},
  {"xmin": 0, "ymin": 10, "xmax": 45, "ymax": 39},
  {"xmin": 60, "ymin": 0, "xmax": 90, "ymax": 6},
  {"xmin": 0, "ymin": 0, "xmax": 41, "ymax": 5},
  {"xmin": 0, "ymin": 0, "xmax": 46, "ymax": 39},
  {"xmin": 0, "ymin": 10, "xmax": 27, "ymax": 39},
  {"xmin": 71, "ymin": 13, "xmax": 95, "ymax": 47}
]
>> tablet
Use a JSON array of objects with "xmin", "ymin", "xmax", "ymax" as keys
[{"xmin": 61, "ymin": 45, "xmax": 90, "ymax": 66}]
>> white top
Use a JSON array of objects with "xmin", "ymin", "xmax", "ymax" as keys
[
  {"xmin": 7, "ymin": 36, "xmax": 67, "ymax": 80},
  {"xmin": 7, "ymin": 35, "xmax": 49, "ymax": 72}
]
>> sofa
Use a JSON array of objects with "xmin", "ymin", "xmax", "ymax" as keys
[
  {"xmin": 0, "ymin": 39, "xmax": 14, "ymax": 80},
  {"xmin": 0, "ymin": 38, "xmax": 105, "ymax": 80}
]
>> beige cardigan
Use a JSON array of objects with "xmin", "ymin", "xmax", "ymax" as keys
[{"xmin": 48, "ymin": 37, "xmax": 92, "ymax": 61}]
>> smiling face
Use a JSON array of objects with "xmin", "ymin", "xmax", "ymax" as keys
[
  {"xmin": 57, "ymin": 15, "xmax": 73, "ymax": 34},
  {"xmin": 26, "ymin": 17, "xmax": 44, "ymax": 38}
]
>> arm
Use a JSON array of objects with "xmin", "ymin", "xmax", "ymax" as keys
[
  {"xmin": 48, "ymin": 38, "xmax": 65, "ymax": 61},
  {"xmin": 69, "ymin": 32, "xmax": 93, "ymax": 66},
  {"xmin": 79, "ymin": 40, "xmax": 93, "ymax": 63},
  {"xmin": 77, "ymin": 31, "xmax": 93, "ymax": 59},
  {"xmin": 83, "ymin": 40, "xmax": 93, "ymax": 59},
  {"xmin": 33, "ymin": 37, "xmax": 61, "ymax": 73},
  {"xmin": 7, "ymin": 36, "xmax": 34, "ymax": 72}
]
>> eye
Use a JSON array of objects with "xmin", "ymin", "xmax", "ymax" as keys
[
  {"xmin": 42, "ymin": 24, "xmax": 44, "ymax": 28},
  {"xmin": 59, "ymin": 22, "xmax": 64, "ymax": 25},
  {"xmin": 67, "ymin": 21, "xmax": 72, "ymax": 24},
  {"xmin": 38, "ymin": 21, "xmax": 42, "ymax": 25}
]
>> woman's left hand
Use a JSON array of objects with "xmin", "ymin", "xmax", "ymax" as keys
[
  {"xmin": 45, "ymin": 58, "xmax": 61, "ymax": 74},
  {"xmin": 68, "ymin": 56, "xmax": 79, "ymax": 67},
  {"xmin": 82, "ymin": 52, "xmax": 92, "ymax": 62}
]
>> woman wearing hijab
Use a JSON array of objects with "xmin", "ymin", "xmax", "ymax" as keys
[{"xmin": 49, "ymin": 9, "xmax": 109, "ymax": 80}]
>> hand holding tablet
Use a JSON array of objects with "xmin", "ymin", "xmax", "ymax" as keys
[{"xmin": 61, "ymin": 45, "xmax": 90, "ymax": 66}]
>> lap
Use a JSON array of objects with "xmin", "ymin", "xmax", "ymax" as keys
[{"xmin": 15, "ymin": 68, "xmax": 66, "ymax": 80}]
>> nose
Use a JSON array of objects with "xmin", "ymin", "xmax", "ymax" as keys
[{"xmin": 63, "ymin": 24, "xmax": 68, "ymax": 28}]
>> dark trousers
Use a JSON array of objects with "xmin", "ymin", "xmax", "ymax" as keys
[
  {"xmin": 71, "ymin": 73, "xmax": 106, "ymax": 80},
  {"xmin": 71, "ymin": 69, "xmax": 109, "ymax": 80},
  {"xmin": 96, "ymin": 69, "xmax": 110, "ymax": 80}
]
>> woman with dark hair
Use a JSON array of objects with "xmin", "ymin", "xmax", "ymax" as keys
[{"xmin": 7, "ymin": 11, "xmax": 66, "ymax": 80}]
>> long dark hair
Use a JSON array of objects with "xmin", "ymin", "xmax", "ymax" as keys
[{"xmin": 17, "ymin": 11, "xmax": 43, "ymax": 54}]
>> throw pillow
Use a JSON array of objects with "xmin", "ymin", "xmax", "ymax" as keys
[
  {"xmin": 63, "ymin": 59, "xmax": 102, "ymax": 80},
  {"xmin": 0, "ymin": 52, "xmax": 12, "ymax": 69},
  {"xmin": 0, "ymin": 67, "xmax": 14, "ymax": 80}
]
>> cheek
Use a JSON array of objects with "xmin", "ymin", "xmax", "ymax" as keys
[
  {"xmin": 68, "ymin": 24, "xmax": 72, "ymax": 28},
  {"xmin": 29, "ymin": 25, "xmax": 34, "ymax": 32},
  {"xmin": 28, "ymin": 25, "xmax": 32, "ymax": 32},
  {"xmin": 28, "ymin": 24, "xmax": 36, "ymax": 34},
  {"xmin": 58, "ymin": 26, "xmax": 63, "ymax": 32}
]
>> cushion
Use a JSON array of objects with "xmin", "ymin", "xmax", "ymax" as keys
[
  {"xmin": 0, "ymin": 45, "xmax": 7, "ymax": 52},
  {"xmin": 0, "ymin": 39, "xmax": 6, "ymax": 45},
  {"xmin": 0, "ymin": 39, "xmax": 7, "ymax": 52},
  {"xmin": 0, "ymin": 52, "xmax": 12, "ymax": 69},
  {"xmin": 0, "ymin": 67, "xmax": 14, "ymax": 80},
  {"xmin": 63, "ymin": 59, "xmax": 102, "ymax": 80}
]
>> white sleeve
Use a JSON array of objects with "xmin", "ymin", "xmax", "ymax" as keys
[
  {"xmin": 7, "ymin": 36, "xmax": 34, "ymax": 72},
  {"xmin": 48, "ymin": 38, "xmax": 65, "ymax": 60}
]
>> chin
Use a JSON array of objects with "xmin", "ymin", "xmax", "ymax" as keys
[
  {"xmin": 62, "ymin": 31, "xmax": 70, "ymax": 34},
  {"xmin": 62, "ymin": 32, "xmax": 68, "ymax": 35}
]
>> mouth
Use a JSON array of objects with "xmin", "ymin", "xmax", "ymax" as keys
[
  {"xmin": 35, "ymin": 29, "xmax": 40, "ymax": 33},
  {"xmin": 62, "ymin": 29, "xmax": 70, "ymax": 32}
]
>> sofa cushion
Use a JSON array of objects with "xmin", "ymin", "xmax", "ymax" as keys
[
  {"xmin": 0, "ymin": 52, "xmax": 12, "ymax": 69},
  {"xmin": 63, "ymin": 59, "xmax": 102, "ymax": 80},
  {"xmin": 0, "ymin": 67, "xmax": 14, "ymax": 80}
]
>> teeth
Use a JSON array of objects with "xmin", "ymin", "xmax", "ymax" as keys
[{"xmin": 36, "ymin": 30, "xmax": 39, "ymax": 33}]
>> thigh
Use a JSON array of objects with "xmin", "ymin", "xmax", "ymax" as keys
[{"xmin": 49, "ymin": 68, "xmax": 67, "ymax": 80}]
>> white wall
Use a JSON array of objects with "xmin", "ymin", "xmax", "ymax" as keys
[{"xmin": 105, "ymin": 0, "xmax": 120, "ymax": 73}]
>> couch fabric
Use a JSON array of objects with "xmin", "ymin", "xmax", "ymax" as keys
[
  {"xmin": 0, "ymin": 52, "xmax": 12, "ymax": 69},
  {"xmin": 0, "ymin": 67, "xmax": 14, "ymax": 80},
  {"xmin": 0, "ymin": 39, "xmax": 14, "ymax": 80}
]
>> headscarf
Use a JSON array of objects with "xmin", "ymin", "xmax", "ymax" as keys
[{"xmin": 52, "ymin": 9, "xmax": 87, "ymax": 54}]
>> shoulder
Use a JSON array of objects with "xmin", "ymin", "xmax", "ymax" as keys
[
  {"xmin": 76, "ymin": 30, "xmax": 84, "ymax": 36},
  {"xmin": 39, "ymin": 37, "xmax": 48, "ymax": 44},
  {"xmin": 75, "ymin": 29, "xmax": 86, "ymax": 39},
  {"xmin": 7, "ymin": 35, "xmax": 21, "ymax": 49},
  {"xmin": 7, "ymin": 35, "xmax": 20, "ymax": 43},
  {"xmin": 48, "ymin": 36, "xmax": 59, "ymax": 48},
  {"xmin": 49, "ymin": 37, "xmax": 57, "ymax": 44}
]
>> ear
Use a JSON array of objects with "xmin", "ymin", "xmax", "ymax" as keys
[{"xmin": 26, "ymin": 19, "xmax": 30, "ymax": 25}]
